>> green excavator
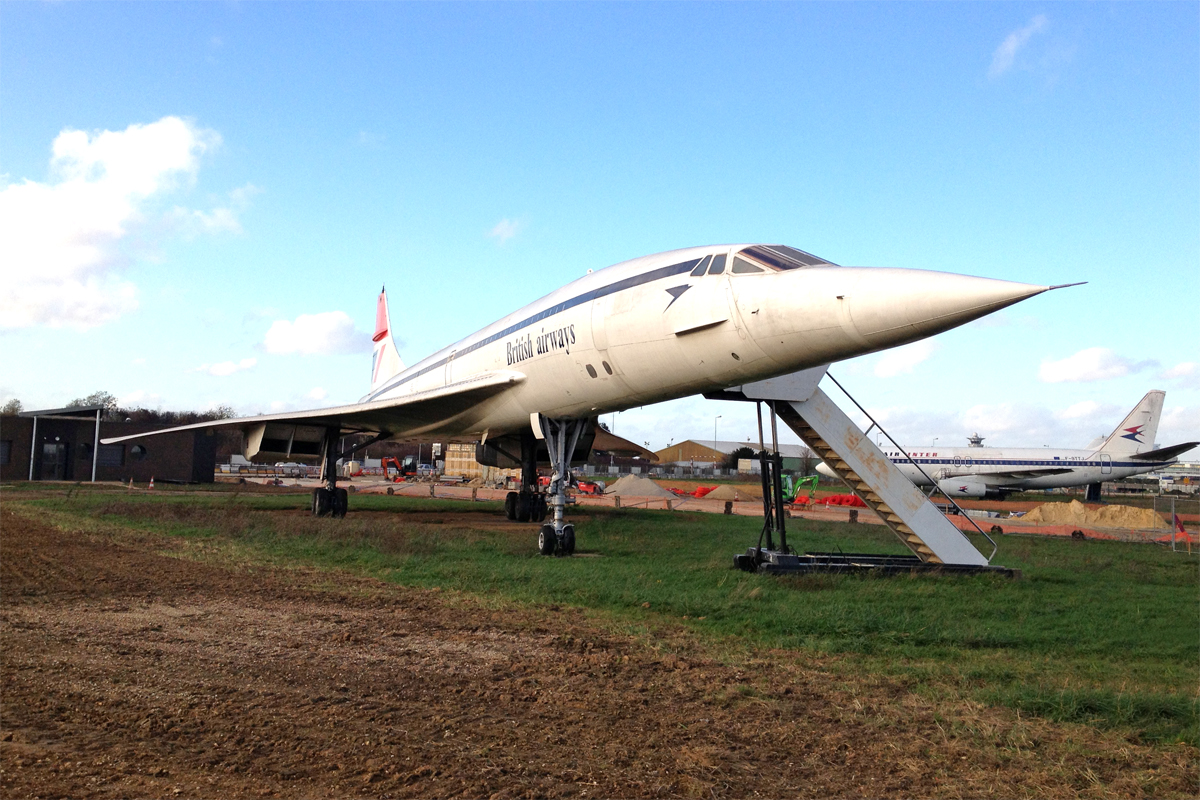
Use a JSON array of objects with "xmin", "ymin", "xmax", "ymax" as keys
[{"xmin": 782, "ymin": 473, "xmax": 820, "ymax": 504}]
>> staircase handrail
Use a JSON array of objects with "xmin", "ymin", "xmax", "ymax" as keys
[{"xmin": 824, "ymin": 373, "xmax": 998, "ymax": 562}]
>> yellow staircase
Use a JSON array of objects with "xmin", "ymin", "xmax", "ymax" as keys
[{"xmin": 779, "ymin": 407, "xmax": 941, "ymax": 563}]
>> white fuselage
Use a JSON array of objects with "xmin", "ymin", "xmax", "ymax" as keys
[
  {"xmin": 361, "ymin": 245, "xmax": 1046, "ymax": 441},
  {"xmin": 880, "ymin": 445, "xmax": 1173, "ymax": 490}
]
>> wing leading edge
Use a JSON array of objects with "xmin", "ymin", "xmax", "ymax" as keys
[{"xmin": 100, "ymin": 370, "xmax": 526, "ymax": 446}]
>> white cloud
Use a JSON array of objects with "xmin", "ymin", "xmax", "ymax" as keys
[
  {"xmin": 1159, "ymin": 406, "xmax": 1200, "ymax": 449},
  {"xmin": 1160, "ymin": 362, "xmax": 1200, "ymax": 390},
  {"xmin": 118, "ymin": 389, "xmax": 163, "ymax": 408},
  {"xmin": 989, "ymin": 14, "xmax": 1048, "ymax": 78},
  {"xmin": 193, "ymin": 357, "xmax": 257, "ymax": 376},
  {"xmin": 263, "ymin": 311, "xmax": 371, "ymax": 355},
  {"xmin": 1038, "ymin": 347, "xmax": 1156, "ymax": 383},
  {"xmin": 488, "ymin": 218, "xmax": 521, "ymax": 244},
  {"xmin": 1055, "ymin": 400, "xmax": 1099, "ymax": 420},
  {"xmin": 961, "ymin": 402, "xmax": 1040, "ymax": 436},
  {"xmin": 307, "ymin": 387, "xmax": 328, "ymax": 401},
  {"xmin": 0, "ymin": 116, "xmax": 244, "ymax": 330},
  {"xmin": 873, "ymin": 340, "xmax": 937, "ymax": 378},
  {"xmin": 1162, "ymin": 362, "xmax": 1195, "ymax": 379}
]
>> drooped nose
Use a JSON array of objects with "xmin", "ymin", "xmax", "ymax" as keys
[{"xmin": 844, "ymin": 268, "xmax": 1048, "ymax": 349}]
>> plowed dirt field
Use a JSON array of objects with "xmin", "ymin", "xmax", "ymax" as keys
[{"xmin": 2, "ymin": 506, "xmax": 1195, "ymax": 798}]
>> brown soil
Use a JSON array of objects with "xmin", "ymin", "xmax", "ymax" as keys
[
  {"xmin": 704, "ymin": 484, "xmax": 763, "ymax": 502},
  {"xmin": 1024, "ymin": 500, "xmax": 1170, "ymax": 530},
  {"xmin": 2, "ymin": 507, "xmax": 1196, "ymax": 799}
]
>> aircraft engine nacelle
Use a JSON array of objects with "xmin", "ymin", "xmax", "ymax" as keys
[
  {"xmin": 244, "ymin": 422, "xmax": 325, "ymax": 463},
  {"xmin": 936, "ymin": 477, "xmax": 993, "ymax": 499}
]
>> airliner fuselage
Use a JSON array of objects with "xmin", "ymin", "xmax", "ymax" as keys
[
  {"xmin": 883, "ymin": 446, "xmax": 1176, "ymax": 493},
  {"xmin": 363, "ymin": 244, "xmax": 1047, "ymax": 441}
]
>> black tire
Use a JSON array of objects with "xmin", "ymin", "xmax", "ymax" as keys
[
  {"xmin": 333, "ymin": 488, "xmax": 349, "ymax": 519},
  {"xmin": 560, "ymin": 524, "xmax": 575, "ymax": 556},
  {"xmin": 312, "ymin": 488, "xmax": 332, "ymax": 517},
  {"xmin": 538, "ymin": 524, "xmax": 557, "ymax": 556},
  {"xmin": 533, "ymin": 495, "xmax": 548, "ymax": 523},
  {"xmin": 517, "ymin": 492, "xmax": 532, "ymax": 523},
  {"xmin": 504, "ymin": 492, "xmax": 518, "ymax": 520}
]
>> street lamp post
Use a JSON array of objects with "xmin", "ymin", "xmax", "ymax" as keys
[{"xmin": 714, "ymin": 415, "xmax": 722, "ymax": 470}]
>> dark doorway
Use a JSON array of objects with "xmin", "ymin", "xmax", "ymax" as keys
[{"xmin": 41, "ymin": 442, "xmax": 69, "ymax": 480}]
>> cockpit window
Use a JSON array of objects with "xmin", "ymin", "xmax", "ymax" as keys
[
  {"xmin": 708, "ymin": 253, "xmax": 726, "ymax": 274},
  {"xmin": 736, "ymin": 244, "xmax": 836, "ymax": 271},
  {"xmin": 690, "ymin": 255, "xmax": 713, "ymax": 276},
  {"xmin": 731, "ymin": 257, "xmax": 764, "ymax": 274}
]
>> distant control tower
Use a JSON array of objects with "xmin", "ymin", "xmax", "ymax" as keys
[{"xmin": 967, "ymin": 432, "xmax": 985, "ymax": 448}]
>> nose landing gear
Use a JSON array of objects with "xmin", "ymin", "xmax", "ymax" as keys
[{"xmin": 535, "ymin": 416, "xmax": 586, "ymax": 557}]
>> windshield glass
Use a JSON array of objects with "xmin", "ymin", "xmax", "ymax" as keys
[{"xmin": 737, "ymin": 244, "xmax": 836, "ymax": 270}]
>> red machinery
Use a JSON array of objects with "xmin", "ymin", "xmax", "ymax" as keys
[{"xmin": 381, "ymin": 457, "xmax": 416, "ymax": 483}]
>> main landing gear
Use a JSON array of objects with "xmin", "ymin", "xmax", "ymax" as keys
[
  {"xmin": 502, "ymin": 417, "xmax": 586, "ymax": 557},
  {"xmin": 504, "ymin": 429, "xmax": 547, "ymax": 523},
  {"xmin": 312, "ymin": 427, "xmax": 348, "ymax": 518}
]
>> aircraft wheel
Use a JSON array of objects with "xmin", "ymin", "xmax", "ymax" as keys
[
  {"xmin": 533, "ymin": 495, "xmax": 548, "ymax": 522},
  {"xmin": 538, "ymin": 524, "xmax": 557, "ymax": 556},
  {"xmin": 504, "ymin": 491, "xmax": 518, "ymax": 520},
  {"xmin": 560, "ymin": 524, "xmax": 575, "ymax": 556},
  {"xmin": 312, "ymin": 488, "xmax": 332, "ymax": 517},
  {"xmin": 332, "ymin": 488, "xmax": 349, "ymax": 519},
  {"xmin": 517, "ymin": 492, "xmax": 532, "ymax": 523}
]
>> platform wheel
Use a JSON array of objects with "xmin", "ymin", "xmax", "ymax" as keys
[
  {"xmin": 504, "ymin": 491, "xmax": 519, "ymax": 520},
  {"xmin": 560, "ymin": 524, "xmax": 575, "ymax": 556},
  {"xmin": 538, "ymin": 524, "xmax": 557, "ymax": 556}
]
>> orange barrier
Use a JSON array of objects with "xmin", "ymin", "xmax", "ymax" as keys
[{"xmin": 822, "ymin": 494, "xmax": 867, "ymax": 508}]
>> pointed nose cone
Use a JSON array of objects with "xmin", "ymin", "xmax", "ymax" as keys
[{"xmin": 845, "ymin": 269, "xmax": 1048, "ymax": 349}]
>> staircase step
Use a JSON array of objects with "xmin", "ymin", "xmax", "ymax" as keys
[{"xmin": 777, "ymin": 388, "xmax": 990, "ymax": 568}]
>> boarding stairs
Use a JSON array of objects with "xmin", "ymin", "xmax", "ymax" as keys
[{"xmin": 710, "ymin": 367, "xmax": 1006, "ymax": 574}]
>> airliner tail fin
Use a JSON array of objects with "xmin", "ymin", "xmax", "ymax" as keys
[
  {"xmin": 1095, "ymin": 390, "xmax": 1164, "ymax": 455},
  {"xmin": 370, "ymin": 287, "xmax": 405, "ymax": 393}
]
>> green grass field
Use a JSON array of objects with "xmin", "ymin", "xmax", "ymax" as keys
[{"xmin": 8, "ymin": 483, "xmax": 1198, "ymax": 746}]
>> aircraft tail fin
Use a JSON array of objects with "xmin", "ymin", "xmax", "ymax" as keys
[
  {"xmin": 370, "ymin": 287, "xmax": 405, "ymax": 392},
  {"xmin": 1094, "ymin": 390, "xmax": 1164, "ymax": 455}
]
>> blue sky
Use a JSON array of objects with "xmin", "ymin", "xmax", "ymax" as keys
[{"xmin": 2, "ymin": 2, "xmax": 1197, "ymax": 453}]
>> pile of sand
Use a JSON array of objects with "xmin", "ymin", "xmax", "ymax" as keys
[
  {"xmin": 1023, "ymin": 499, "xmax": 1169, "ymax": 530},
  {"xmin": 705, "ymin": 483, "xmax": 763, "ymax": 501},
  {"xmin": 604, "ymin": 475, "xmax": 674, "ymax": 498}
]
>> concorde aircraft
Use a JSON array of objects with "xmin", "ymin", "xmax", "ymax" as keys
[
  {"xmin": 104, "ymin": 243, "xmax": 1065, "ymax": 555},
  {"xmin": 817, "ymin": 389, "xmax": 1197, "ymax": 500}
]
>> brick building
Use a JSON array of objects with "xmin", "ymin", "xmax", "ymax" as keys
[{"xmin": 1, "ymin": 409, "xmax": 216, "ymax": 483}]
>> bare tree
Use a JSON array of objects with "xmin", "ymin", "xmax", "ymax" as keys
[
  {"xmin": 67, "ymin": 391, "xmax": 119, "ymax": 418},
  {"xmin": 0, "ymin": 399, "xmax": 22, "ymax": 416},
  {"xmin": 798, "ymin": 446, "xmax": 817, "ymax": 477}
]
